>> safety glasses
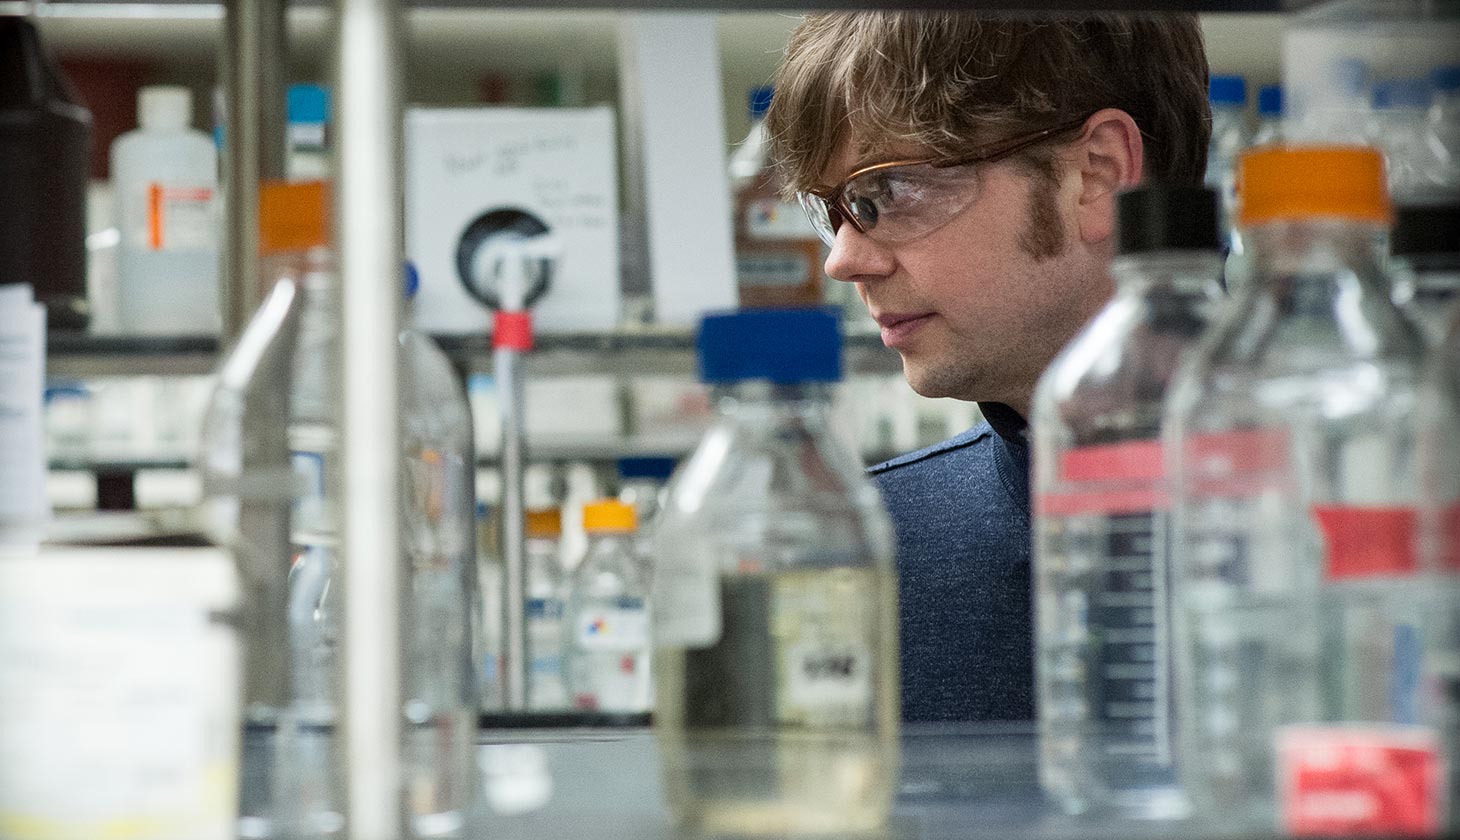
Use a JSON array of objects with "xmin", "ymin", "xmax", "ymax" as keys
[{"xmin": 797, "ymin": 115, "xmax": 1092, "ymax": 249}]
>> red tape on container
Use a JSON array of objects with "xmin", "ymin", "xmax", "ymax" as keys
[
  {"xmin": 493, "ymin": 311, "xmax": 534, "ymax": 352},
  {"xmin": 1312, "ymin": 505, "xmax": 1418, "ymax": 579}
]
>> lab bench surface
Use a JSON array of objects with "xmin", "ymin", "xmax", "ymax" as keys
[{"xmin": 461, "ymin": 723, "xmax": 1350, "ymax": 840}]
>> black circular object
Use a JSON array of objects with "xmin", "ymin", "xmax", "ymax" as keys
[
  {"xmin": 454, "ymin": 207, "xmax": 553, "ymax": 310},
  {"xmin": 1116, "ymin": 183, "xmax": 1221, "ymax": 255},
  {"xmin": 1392, "ymin": 203, "xmax": 1460, "ymax": 262}
]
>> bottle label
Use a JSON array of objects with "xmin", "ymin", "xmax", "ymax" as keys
[
  {"xmin": 1311, "ymin": 505, "xmax": 1419, "ymax": 579},
  {"xmin": 1037, "ymin": 438, "xmax": 1168, "ymax": 515},
  {"xmin": 744, "ymin": 198, "xmax": 819, "ymax": 241},
  {"xmin": 652, "ymin": 553, "xmax": 722, "ymax": 649},
  {"xmin": 145, "ymin": 183, "xmax": 216, "ymax": 252},
  {"xmin": 783, "ymin": 643, "xmax": 873, "ymax": 714},
  {"xmin": 0, "ymin": 546, "xmax": 239, "ymax": 840},
  {"xmin": 773, "ymin": 571, "xmax": 880, "ymax": 727},
  {"xmin": 1277, "ymin": 726, "xmax": 1444, "ymax": 837},
  {"xmin": 574, "ymin": 599, "xmax": 650, "ymax": 652},
  {"xmin": 737, "ymin": 252, "xmax": 816, "ymax": 289}
]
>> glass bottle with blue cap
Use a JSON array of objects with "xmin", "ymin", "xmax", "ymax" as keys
[{"xmin": 649, "ymin": 307, "xmax": 900, "ymax": 836}]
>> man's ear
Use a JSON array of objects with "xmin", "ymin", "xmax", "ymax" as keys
[{"xmin": 1074, "ymin": 108, "xmax": 1144, "ymax": 246}]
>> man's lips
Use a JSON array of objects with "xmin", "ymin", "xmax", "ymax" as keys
[{"xmin": 874, "ymin": 312, "xmax": 934, "ymax": 347}]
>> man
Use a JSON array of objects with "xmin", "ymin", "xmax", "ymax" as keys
[{"xmin": 766, "ymin": 13, "xmax": 1210, "ymax": 721}]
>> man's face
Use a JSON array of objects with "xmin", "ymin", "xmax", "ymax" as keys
[{"xmin": 820, "ymin": 139, "xmax": 1111, "ymax": 411}]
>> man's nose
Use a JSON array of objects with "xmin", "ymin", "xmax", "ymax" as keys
[{"xmin": 824, "ymin": 224, "xmax": 896, "ymax": 283}]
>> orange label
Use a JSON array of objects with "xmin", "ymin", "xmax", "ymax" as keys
[{"xmin": 148, "ymin": 183, "xmax": 165, "ymax": 250}]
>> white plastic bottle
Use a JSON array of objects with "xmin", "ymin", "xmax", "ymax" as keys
[
  {"xmin": 650, "ymin": 308, "xmax": 900, "ymax": 836},
  {"xmin": 111, "ymin": 85, "xmax": 219, "ymax": 335},
  {"xmin": 1033, "ymin": 184, "xmax": 1223, "ymax": 820},
  {"xmin": 564, "ymin": 499, "xmax": 652, "ymax": 714}
]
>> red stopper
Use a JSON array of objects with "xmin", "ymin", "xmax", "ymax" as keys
[{"xmin": 492, "ymin": 310, "xmax": 534, "ymax": 351}]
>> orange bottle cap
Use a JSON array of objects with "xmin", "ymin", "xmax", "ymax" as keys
[
  {"xmin": 582, "ymin": 499, "xmax": 637, "ymax": 533},
  {"xmin": 259, "ymin": 180, "xmax": 329, "ymax": 255},
  {"xmin": 525, "ymin": 508, "xmax": 563, "ymax": 539},
  {"xmin": 1237, "ymin": 145, "xmax": 1392, "ymax": 228}
]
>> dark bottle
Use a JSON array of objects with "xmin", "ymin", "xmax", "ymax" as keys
[{"xmin": 1, "ymin": 14, "xmax": 91, "ymax": 330}]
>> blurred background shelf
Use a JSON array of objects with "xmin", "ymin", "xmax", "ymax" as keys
[{"xmin": 45, "ymin": 327, "xmax": 906, "ymax": 377}]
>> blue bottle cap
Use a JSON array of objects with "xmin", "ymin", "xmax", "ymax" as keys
[
  {"xmin": 287, "ymin": 83, "xmax": 331, "ymax": 125},
  {"xmin": 697, "ymin": 308, "xmax": 842, "ymax": 385},
  {"xmin": 1433, "ymin": 65, "xmax": 1460, "ymax": 94},
  {"xmin": 404, "ymin": 260, "xmax": 421, "ymax": 300},
  {"xmin": 1257, "ymin": 85, "xmax": 1283, "ymax": 117},
  {"xmin": 1373, "ymin": 77, "xmax": 1431, "ymax": 110},
  {"xmin": 749, "ymin": 86, "xmax": 774, "ymax": 119},
  {"xmin": 1208, "ymin": 75, "xmax": 1247, "ymax": 106},
  {"xmin": 617, "ymin": 456, "xmax": 678, "ymax": 481},
  {"xmin": 1331, "ymin": 58, "xmax": 1369, "ymax": 97}
]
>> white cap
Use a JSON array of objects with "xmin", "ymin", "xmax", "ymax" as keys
[{"xmin": 138, "ymin": 86, "xmax": 193, "ymax": 131}]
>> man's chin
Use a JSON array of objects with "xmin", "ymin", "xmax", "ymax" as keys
[{"xmin": 900, "ymin": 356, "xmax": 976, "ymax": 401}]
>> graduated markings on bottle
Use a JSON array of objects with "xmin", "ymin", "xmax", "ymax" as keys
[{"xmin": 1036, "ymin": 438, "xmax": 1173, "ymax": 763}]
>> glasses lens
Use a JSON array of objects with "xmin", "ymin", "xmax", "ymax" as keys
[
  {"xmin": 797, "ymin": 192, "xmax": 839, "ymax": 249},
  {"xmin": 843, "ymin": 163, "xmax": 980, "ymax": 245}
]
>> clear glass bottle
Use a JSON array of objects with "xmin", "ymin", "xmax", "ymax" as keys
[
  {"xmin": 1430, "ymin": 65, "xmax": 1460, "ymax": 193},
  {"xmin": 1416, "ymin": 274, "xmax": 1460, "ymax": 840},
  {"xmin": 650, "ymin": 308, "xmax": 900, "ymax": 837},
  {"xmin": 399, "ymin": 271, "xmax": 479, "ymax": 835},
  {"xmin": 1390, "ymin": 203, "xmax": 1460, "ymax": 346},
  {"xmin": 616, "ymin": 455, "xmax": 678, "ymax": 580},
  {"xmin": 1168, "ymin": 146, "xmax": 1449, "ymax": 837},
  {"xmin": 1205, "ymin": 75, "xmax": 1250, "ymax": 250},
  {"xmin": 564, "ymin": 499, "xmax": 652, "ymax": 713},
  {"xmin": 524, "ymin": 507, "xmax": 569, "ymax": 711},
  {"xmin": 1033, "ymin": 185, "xmax": 1223, "ymax": 820},
  {"xmin": 1251, "ymin": 85, "xmax": 1284, "ymax": 147},
  {"xmin": 1372, "ymin": 77, "xmax": 1450, "ymax": 203},
  {"xmin": 200, "ymin": 181, "xmax": 477, "ymax": 839}
]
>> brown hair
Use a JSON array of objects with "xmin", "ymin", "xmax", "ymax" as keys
[{"xmin": 766, "ymin": 12, "xmax": 1211, "ymax": 196}]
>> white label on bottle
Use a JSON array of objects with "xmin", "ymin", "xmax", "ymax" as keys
[
  {"xmin": 784, "ymin": 642, "xmax": 873, "ymax": 714},
  {"xmin": 144, "ymin": 183, "xmax": 216, "ymax": 252},
  {"xmin": 744, "ymin": 198, "xmax": 819, "ymax": 241},
  {"xmin": 737, "ymin": 253, "xmax": 815, "ymax": 289},
  {"xmin": 574, "ymin": 601, "xmax": 650, "ymax": 652},
  {"xmin": 0, "ymin": 546, "xmax": 239, "ymax": 840},
  {"xmin": 652, "ymin": 555, "xmax": 721, "ymax": 649}
]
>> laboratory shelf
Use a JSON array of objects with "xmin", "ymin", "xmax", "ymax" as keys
[
  {"xmin": 0, "ymin": 0, "xmax": 1320, "ymax": 11},
  {"xmin": 459, "ymin": 723, "xmax": 1333, "ymax": 840},
  {"xmin": 44, "ymin": 328, "xmax": 904, "ymax": 378}
]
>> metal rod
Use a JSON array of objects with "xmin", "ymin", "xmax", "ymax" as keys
[
  {"xmin": 334, "ymin": 0, "xmax": 407, "ymax": 832},
  {"xmin": 497, "ymin": 344, "xmax": 529, "ymax": 711},
  {"xmin": 222, "ymin": 0, "xmax": 287, "ymax": 344}
]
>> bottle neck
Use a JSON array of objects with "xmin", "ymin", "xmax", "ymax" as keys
[
  {"xmin": 1109, "ymin": 250, "xmax": 1225, "ymax": 299},
  {"xmin": 712, "ymin": 380, "xmax": 834, "ymax": 412},
  {"xmin": 1244, "ymin": 218, "xmax": 1390, "ymax": 299}
]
